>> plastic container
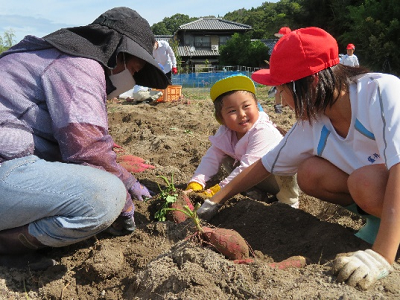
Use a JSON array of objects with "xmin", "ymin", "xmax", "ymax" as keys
[{"xmin": 154, "ymin": 85, "xmax": 182, "ymax": 102}]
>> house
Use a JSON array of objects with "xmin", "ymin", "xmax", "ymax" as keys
[
  {"xmin": 161, "ymin": 18, "xmax": 252, "ymax": 70},
  {"xmin": 154, "ymin": 35, "xmax": 174, "ymax": 43},
  {"xmin": 255, "ymin": 39, "xmax": 279, "ymax": 55}
]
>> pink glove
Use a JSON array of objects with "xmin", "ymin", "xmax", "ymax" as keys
[
  {"xmin": 117, "ymin": 155, "xmax": 155, "ymax": 173},
  {"xmin": 172, "ymin": 67, "xmax": 178, "ymax": 74},
  {"xmin": 129, "ymin": 179, "xmax": 152, "ymax": 201},
  {"xmin": 112, "ymin": 142, "xmax": 125, "ymax": 153}
]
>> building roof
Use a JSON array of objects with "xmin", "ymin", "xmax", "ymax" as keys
[
  {"xmin": 255, "ymin": 38, "xmax": 279, "ymax": 55},
  {"xmin": 178, "ymin": 18, "xmax": 252, "ymax": 31},
  {"xmin": 178, "ymin": 45, "xmax": 220, "ymax": 57},
  {"xmin": 155, "ymin": 35, "xmax": 173, "ymax": 42}
]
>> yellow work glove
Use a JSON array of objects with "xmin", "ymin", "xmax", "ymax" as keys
[
  {"xmin": 201, "ymin": 184, "xmax": 221, "ymax": 198},
  {"xmin": 186, "ymin": 182, "xmax": 203, "ymax": 191}
]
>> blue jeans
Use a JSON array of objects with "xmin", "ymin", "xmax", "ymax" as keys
[{"xmin": 0, "ymin": 155, "xmax": 126, "ymax": 247}]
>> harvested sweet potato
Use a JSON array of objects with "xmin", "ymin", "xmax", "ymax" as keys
[
  {"xmin": 268, "ymin": 256, "xmax": 306, "ymax": 270},
  {"xmin": 165, "ymin": 203, "xmax": 251, "ymax": 261},
  {"xmin": 202, "ymin": 227, "xmax": 249, "ymax": 260},
  {"xmin": 167, "ymin": 190, "xmax": 194, "ymax": 223}
]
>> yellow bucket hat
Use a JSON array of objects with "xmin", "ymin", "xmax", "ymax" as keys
[{"xmin": 210, "ymin": 74, "xmax": 256, "ymax": 101}]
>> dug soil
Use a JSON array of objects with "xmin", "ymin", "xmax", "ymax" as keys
[{"xmin": 1, "ymin": 90, "xmax": 399, "ymax": 299}]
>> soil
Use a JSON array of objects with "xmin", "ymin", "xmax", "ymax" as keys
[{"xmin": 1, "ymin": 88, "xmax": 400, "ymax": 299}]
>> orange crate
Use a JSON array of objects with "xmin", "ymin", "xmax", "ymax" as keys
[{"xmin": 154, "ymin": 85, "xmax": 182, "ymax": 102}]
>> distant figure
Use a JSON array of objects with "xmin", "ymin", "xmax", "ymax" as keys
[
  {"xmin": 153, "ymin": 40, "xmax": 178, "ymax": 83},
  {"xmin": 274, "ymin": 26, "xmax": 291, "ymax": 38},
  {"xmin": 271, "ymin": 26, "xmax": 292, "ymax": 114},
  {"xmin": 340, "ymin": 43, "xmax": 359, "ymax": 67}
]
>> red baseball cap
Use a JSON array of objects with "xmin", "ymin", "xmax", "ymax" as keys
[
  {"xmin": 346, "ymin": 43, "xmax": 355, "ymax": 50},
  {"xmin": 252, "ymin": 27, "xmax": 340, "ymax": 87},
  {"xmin": 274, "ymin": 26, "xmax": 291, "ymax": 38}
]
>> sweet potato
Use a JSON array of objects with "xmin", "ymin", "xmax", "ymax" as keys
[
  {"xmin": 163, "ymin": 201, "xmax": 251, "ymax": 261},
  {"xmin": 201, "ymin": 227, "xmax": 249, "ymax": 260},
  {"xmin": 154, "ymin": 175, "xmax": 195, "ymax": 223},
  {"xmin": 268, "ymin": 255, "xmax": 306, "ymax": 270},
  {"xmin": 166, "ymin": 190, "xmax": 194, "ymax": 223}
]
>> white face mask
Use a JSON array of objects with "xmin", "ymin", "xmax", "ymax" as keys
[{"xmin": 107, "ymin": 64, "xmax": 136, "ymax": 99}]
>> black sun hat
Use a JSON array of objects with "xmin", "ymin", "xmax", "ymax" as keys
[{"xmin": 44, "ymin": 7, "xmax": 168, "ymax": 89}]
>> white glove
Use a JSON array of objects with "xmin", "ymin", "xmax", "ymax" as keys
[
  {"xmin": 196, "ymin": 199, "xmax": 220, "ymax": 221},
  {"xmin": 332, "ymin": 249, "xmax": 393, "ymax": 290}
]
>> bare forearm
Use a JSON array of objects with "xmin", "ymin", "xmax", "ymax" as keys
[
  {"xmin": 210, "ymin": 159, "xmax": 270, "ymax": 205},
  {"xmin": 373, "ymin": 163, "xmax": 400, "ymax": 264}
]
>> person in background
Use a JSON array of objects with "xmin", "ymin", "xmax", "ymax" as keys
[
  {"xmin": 153, "ymin": 39, "xmax": 178, "ymax": 83},
  {"xmin": 271, "ymin": 26, "xmax": 292, "ymax": 114},
  {"xmin": 187, "ymin": 75, "xmax": 299, "ymax": 215},
  {"xmin": 0, "ymin": 7, "xmax": 168, "ymax": 269},
  {"xmin": 197, "ymin": 27, "xmax": 400, "ymax": 290},
  {"xmin": 340, "ymin": 43, "xmax": 359, "ymax": 67}
]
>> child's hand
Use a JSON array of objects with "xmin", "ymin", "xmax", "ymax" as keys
[
  {"xmin": 185, "ymin": 182, "xmax": 203, "ymax": 192},
  {"xmin": 196, "ymin": 199, "xmax": 221, "ymax": 221},
  {"xmin": 200, "ymin": 184, "xmax": 221, "ymax": 198},
  {"xmin": 332, "ymin": 249, "xmax": 392, "ymax": 289}
]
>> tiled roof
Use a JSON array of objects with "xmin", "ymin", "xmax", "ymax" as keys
[
  {"xmin": 178, "ymin": 45, "xmax": 219, "ymax": 57},
  {"xmin": 155, "ymin": 35, "xmax": 173, "ymax": 42},
  {"xmin": 178, "ymin": 18, "xmax": 252, "ymax": 31},
  {"xmin": 255, "ymin": 38, "xmax": 279, "ymax": 55}
]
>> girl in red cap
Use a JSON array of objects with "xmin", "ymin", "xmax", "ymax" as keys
[{"xmin": 197, "ymin": 27, "xmax": 400, "ymax": 290}]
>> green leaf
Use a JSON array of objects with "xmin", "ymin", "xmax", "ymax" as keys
[{"xmin": 165, "ymin": 194, "xmax": 178, "ymax": 204}]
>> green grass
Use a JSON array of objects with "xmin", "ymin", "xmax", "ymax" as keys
[{"xmin": 182, "ymin": 87, "xmax": 211, "ymax": 101}]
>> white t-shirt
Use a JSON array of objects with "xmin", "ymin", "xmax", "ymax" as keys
[
  {"xmin": 262, "ymin": 73, "xmax": 400, "ymax": 176},
  {"xmin": 340, "ymin": 54, "xmax": 359, "ymax": 67},
  {"xmin": 153, "ymin": 40, "xmax": 177, "ymax": 74}
]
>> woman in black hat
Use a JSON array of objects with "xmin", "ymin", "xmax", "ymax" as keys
[{"xmin": 0, "ymin": 7, "xmax": 168, "ymax": 269}]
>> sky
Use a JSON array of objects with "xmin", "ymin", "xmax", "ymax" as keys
[{"xmin": 0, "ymin": 1, "xmax": 278, "ymax": 44}]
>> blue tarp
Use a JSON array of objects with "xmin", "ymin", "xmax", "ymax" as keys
[{"xmin": 171, "ymin": 71, "xmax": 253, "ymax": 88}]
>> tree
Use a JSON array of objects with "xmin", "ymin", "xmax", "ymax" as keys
[
  {"xmin": 169, "ymin": 38, "xmax": 181, "ymax": 73},
  {"xmin": 152, "ymin": 14, "xmax": 196, "ymax": 35},
  {"xmin": 150, "ymin": 0, "xmax": 400, "ymax": 74},
  {"xmin": 151, "ymin": 23, "xmax": 170, "ymax": 35},
  {"xmin": 219, "ymin": 32, "xmax": 269, "ymax": 67},
  {"xmin": 248, "ymin": 40, "xmax": 270, "ymax": 67},
  {"xmin": 0, "ymin": 29, "xmax": 16, "ymax": 53},
  {"xmin": 342, "ymin": 0, "xmax": 400, "ymax": 75}
]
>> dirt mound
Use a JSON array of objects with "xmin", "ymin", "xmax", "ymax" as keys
[{"xmin": 1, "ymin": 95, "xmax": 399, "ymax": 299}]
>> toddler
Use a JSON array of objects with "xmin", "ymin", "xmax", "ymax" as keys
[{"xmin": 186, "ymin": 75, "xmax": 299, "ymax": 208}]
